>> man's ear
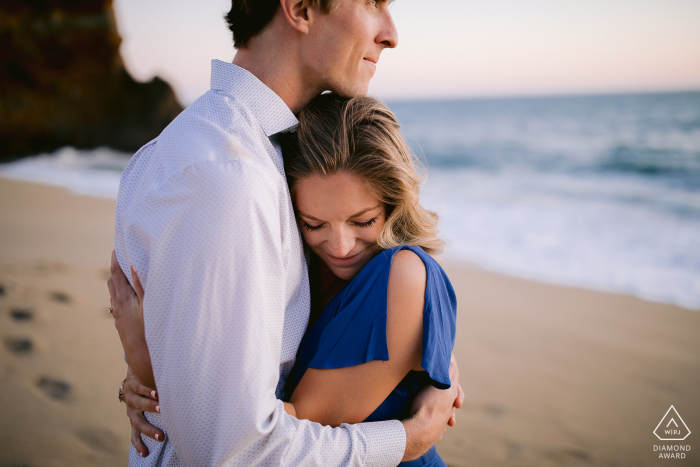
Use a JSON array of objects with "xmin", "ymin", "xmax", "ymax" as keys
[{"xmin": 280, "ymin": 0, "xmax": 314, "ymax": 34}]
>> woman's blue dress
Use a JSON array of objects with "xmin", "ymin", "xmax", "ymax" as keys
[{"xmin": 284, "ymin": 245, "xmax": 457, "ymax": 467}]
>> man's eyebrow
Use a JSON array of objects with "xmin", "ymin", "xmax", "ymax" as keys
[{"xmin": 298, "ymin": 205, "xmax": 383, "ymax": 222}]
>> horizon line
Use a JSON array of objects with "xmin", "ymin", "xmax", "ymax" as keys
[{"xmin": 380, "ymin": 88, "xmax": 700, "ymax": 105}]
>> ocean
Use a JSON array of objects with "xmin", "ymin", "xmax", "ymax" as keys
[{"xmin": 2, "ymin": 91, "xmax": 699, "ymax": 309}]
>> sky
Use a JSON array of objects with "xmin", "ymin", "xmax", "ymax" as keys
[{"xmin": 113, "ymin": 0, "xmax": 700, "ymax": 105}]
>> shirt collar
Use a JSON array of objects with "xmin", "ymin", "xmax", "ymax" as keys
[{"xmin": 210, "ymin": 59, "xmax": 298, "ymax": 136}]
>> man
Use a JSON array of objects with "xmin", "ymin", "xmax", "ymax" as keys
[{"xmin": 109, "ymin": 0, "xmax": 463, "ymax": 465}]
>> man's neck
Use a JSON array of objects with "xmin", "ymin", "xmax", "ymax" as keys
[{"xmin": 232, "ymin": 42, "xmax": 322, "ymax": 115}]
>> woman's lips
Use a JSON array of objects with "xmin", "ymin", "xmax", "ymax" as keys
[{"xmin": 325, "ymin": 250, "xmax": 366, "ymax": 267}]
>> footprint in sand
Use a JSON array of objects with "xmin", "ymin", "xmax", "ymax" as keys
[
  {"xmin": 48, "ymin": 291, "xmax": 71, "ymax": 304},
  {"xmin": 484, "ymin": 403, "xmax": 506, "ymax": 419},
  {"xmin": 76, "ymin": 427, "xmax": 123, "ymax": 454},
  {"xmin": 36, "ymin": 376, "xmax": 72, "ymax": 401},
  {"xmin": 10, "ymin": 307, "xmax": 34, "ymax": 322},
  {"xmin": 4, "ymin": 337, "xmax": 33, "ymax": 354},
  {"xmin": 564, "ymin": 448, "xmax": 593, "ymax": 463}
]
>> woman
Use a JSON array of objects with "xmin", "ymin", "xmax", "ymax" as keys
[{"xmin": 111, "ymin": 94, "xmax": 457, "ymax": 466}]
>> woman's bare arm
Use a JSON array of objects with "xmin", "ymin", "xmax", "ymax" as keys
[
  {"xmin": 287, "ymin": 250, "xmax": 427, "ymax": 427},
  {"xmin": 107, "ymin": 250, "xmax": 156, "ymax": 389}
]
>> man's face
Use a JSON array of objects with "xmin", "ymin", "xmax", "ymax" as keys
[{"xmin": 303, "ymin": 0, "xmax": 398, "ymax": 98}]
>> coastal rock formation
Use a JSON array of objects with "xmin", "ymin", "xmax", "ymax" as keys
[{"xmin": 0, "ymin": 0, "xmax": 183, "ymax": 160}]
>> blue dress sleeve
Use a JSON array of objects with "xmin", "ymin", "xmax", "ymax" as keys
[{"xmin": 307, "ymin": 245, "xmax": 457, "ymax": 390}]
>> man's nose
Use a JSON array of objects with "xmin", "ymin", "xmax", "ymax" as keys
[
  {"xmin": 328, "ymin": 227, "xmax": 355, "ymax": 258},
  {"xmin": 377, "ymin": 8, "xmax": 398, "ymax": 49}
]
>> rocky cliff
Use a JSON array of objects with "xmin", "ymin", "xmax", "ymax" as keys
[{"xmin": 0, "ymin": 0, "xmax": 183, "ymax": 160}]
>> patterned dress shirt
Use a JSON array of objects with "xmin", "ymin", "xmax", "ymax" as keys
[{"xmin": 114, "ymin": 60, "xmax": 406, "ymax": 466}]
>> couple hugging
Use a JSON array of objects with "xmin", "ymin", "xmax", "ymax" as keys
[{"xmin": 107, "ymin": 0, "xmax": 463, "ymax": 465}]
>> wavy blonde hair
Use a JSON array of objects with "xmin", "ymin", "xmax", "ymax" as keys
[{"xmin": 280, "ymin": 93, "xmax": 444, "ymax": 256}]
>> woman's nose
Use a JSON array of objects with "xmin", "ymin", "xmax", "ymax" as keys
[{"xmin": 328, "ymin": 228, "xmax": 355, "ymax": 258}]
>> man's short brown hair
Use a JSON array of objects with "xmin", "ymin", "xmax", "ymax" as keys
[{"xmin": 225, "ymin": 0, "xmax": 337, "ymax": 49}]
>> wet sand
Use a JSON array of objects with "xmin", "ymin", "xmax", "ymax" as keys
[{"xmin": 1, "ymin": 178, "xmax": 698, "ymax": 466}]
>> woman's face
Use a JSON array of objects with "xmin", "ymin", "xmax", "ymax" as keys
[{"xmin": 294, "ymin": 171, "xmax": 386, "ymax": 281}]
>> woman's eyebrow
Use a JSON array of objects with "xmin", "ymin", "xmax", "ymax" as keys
[
  {"xmin": 297, "ymin": 205, "xmax": 382, "ymax": 222},
  {"xmin": 349, "ymin": 205, "xmax": 383, "ymax": 218}
]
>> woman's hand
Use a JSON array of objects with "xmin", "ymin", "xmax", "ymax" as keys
[
  {"xmin": 107, "ymin": 250, "xmax": 156, "ymax": 389},
  {"xmin": 123, "ymin": 366, "xmax": 164, "ymax": 457}
]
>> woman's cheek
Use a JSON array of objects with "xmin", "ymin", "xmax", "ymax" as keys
[{"xmin": 301, "ymin": 230, "xmax": 322, "ymax": 248}]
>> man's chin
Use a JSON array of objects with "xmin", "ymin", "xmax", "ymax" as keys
[{"xmin": 328, "ymin": 80, "xmax": 370, "ymax": 99}]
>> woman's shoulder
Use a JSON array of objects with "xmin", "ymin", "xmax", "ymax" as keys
[
  {"xmin": 386, "ymin": 248, "xmax": 427, "ymax": 314},
  {"xmin": 389, "ymin": 248, "xmax": 428, "ymax": 284},
  {"xmin": 386, "ymin": 245, "xmax": 456, "ymax": 324},
  {"xmin": 384, "ymin": 245, "xmax": 444, "ymax": 281}
]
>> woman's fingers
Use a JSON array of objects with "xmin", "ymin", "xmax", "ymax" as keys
[
  {"xmin": 131, "ymin": 426, "xmax": 149, "ymax": 457},
  {"xmin": 135, "ymin": 381, "xmax": 158, "ymax": 402},
  {"xmin": 131, "ymin": 266, "xmax": 145, "ymax": 301},
  {"xmin": 127, "ymin": 406, "xmax": 165, "ymax": 441},
  {"xmin": 449, "ymin": 353, "xmax": 463, "ymax": 408},
  {"xmin": 456, "ymin": 382, "xmax": 464, "ymax": 409},
  {"xmin": 126, "ymin": 389, "xmax": 159, "ymax": 413},
  {"xmin": 126, "ymin": 372, "xmax": 157, "ymax": 400},
  {"xmin": 124, "ymin": 367, "xmax": 159, "ymax": 412}
]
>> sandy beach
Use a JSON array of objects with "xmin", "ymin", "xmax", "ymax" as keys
[{"xmin": 1, "ymin": 177, "xmax": 698, "ymax": 467}]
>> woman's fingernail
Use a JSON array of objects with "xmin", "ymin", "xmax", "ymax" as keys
[
  {"xmin": 141, "ymin": 451, "xmax": 146, "ymax": 457},
  {"xmin": 155, "ymin": 405, "xmax": 160, "ymax": 413},
  {"xmin": 151, "ymin": 391, "xmax": 156, "ymax": 398},
  {"xmin": 155, "ymin": 434, "xmax": 160, "ymax": 441}
]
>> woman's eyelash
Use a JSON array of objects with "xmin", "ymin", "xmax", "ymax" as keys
[
  {"xmin": 303, "ymin": 222, "xmax": 323, "ymax": 232},
  {"xmin": 302, "ymin": 217, "xmax": 377, "ymax": 231},
  {"xmin": 354, "ymin": 217, "xmax": 377, "ymax": 228}
]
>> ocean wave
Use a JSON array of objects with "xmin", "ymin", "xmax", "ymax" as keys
[{"xmin": 0, "ymin": 146, "xmax": 130, "ymax": 198}]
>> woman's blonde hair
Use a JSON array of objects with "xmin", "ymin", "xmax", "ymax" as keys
[{"xmin": 281, "ymin": 93, "xmax": 444, "ymax": 256}]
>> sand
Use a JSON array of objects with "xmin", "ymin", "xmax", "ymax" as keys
[{"xmin": 1, "ymin": 177, "xmax": 698, "ymax": 467}]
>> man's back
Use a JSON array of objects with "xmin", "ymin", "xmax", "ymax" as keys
[{"xmin": 115, "ymin": 60, "xmax": 309, "ymax": 465}]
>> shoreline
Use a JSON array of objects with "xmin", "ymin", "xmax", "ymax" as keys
[
  {"xmin": 2, "ymin": 174, "xmax": 696, "ymax": 313},
  {"xmin": 1, "ymin": 178, "xmax": 698, "ymax": 466}
]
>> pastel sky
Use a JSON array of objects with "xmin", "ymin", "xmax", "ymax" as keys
[{"xmin": 114, "ymin": 0, "xmax": 700, "ymax": 105}]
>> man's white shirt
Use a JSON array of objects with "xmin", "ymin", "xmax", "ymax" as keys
[{"xmin": 114, "ymin": 60, "xmax": 406, "ymax": 466}]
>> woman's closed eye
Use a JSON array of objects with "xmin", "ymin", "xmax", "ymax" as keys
[
  {"xmin": 302, "ymin": 217, "xmax": 377, "ymax": 232},
  {"xmin": 302, "ymin": 222, "xmax": 323, "ymax": 232},
  {"xmin": 353, "ymin": 217, "xmax": 377, "ymax": 228}
]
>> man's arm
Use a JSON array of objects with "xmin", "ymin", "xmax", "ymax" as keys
[{"xmin": 126, "ymin": 159, "xmax": 407, "ymax": 466}]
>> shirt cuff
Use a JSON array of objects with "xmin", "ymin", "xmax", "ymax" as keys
[{"xmin": 348, "ymin": 419, "xmax": 406, "ymax": 467}]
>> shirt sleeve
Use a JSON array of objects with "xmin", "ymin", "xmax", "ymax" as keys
[{"xmin": 122, "ymin": 159, "xmax": 406, "ymax": 467}]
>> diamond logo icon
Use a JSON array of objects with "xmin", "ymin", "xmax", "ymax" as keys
[{"xmin": 654, "ymin": 406, "xmax": 691, "ymax": 441}]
